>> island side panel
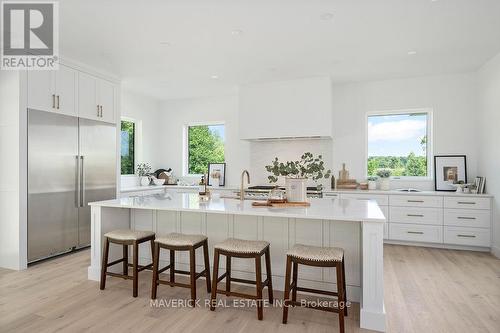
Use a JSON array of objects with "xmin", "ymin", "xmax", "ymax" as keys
[
  {"xmin": 360, "ymin": 220, "xmax": 386, "ymax": 332},
  {"xmin": 88, "ymin": 206, "xmax": 131, "ymax": 281}
]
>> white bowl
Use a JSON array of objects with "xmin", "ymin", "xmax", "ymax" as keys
[{"xmin": 153, "ymin": 178, "xmax": 165, "ymax": 186}]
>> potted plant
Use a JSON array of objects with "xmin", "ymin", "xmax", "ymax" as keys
[
  {"xmin": 265, "ymin": 152, "xmax": 331, "ymax": 202},
  {"xmin": 137, "ymin": 163, "xmax": 152, "ymax": 186},
  {"xmin": 376, "ymin": 169, "xmax": 391, "ymax": 191},
  {"xmin": 367, "ymin": 176, "xmax": 378, "ymax": 190}
]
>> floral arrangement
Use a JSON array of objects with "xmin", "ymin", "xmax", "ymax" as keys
[
  {"xmin": 265, "ymin": 152, "xmax": 332, "ymax": 183},
  {"xmin": 136, "ymin": 163, "xmax": 152, "ymax": 177},
  {"xmin": 376, "ymin": 169, "xmax": 392, "ymax": 178}
]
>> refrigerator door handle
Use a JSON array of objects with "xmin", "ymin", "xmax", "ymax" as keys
[
  {"xmin": 76, "ymin": 155, "xmax": 81, "ymax": 207},
  {"xmin": 80, "ymin": 155, "xmax": 85, "ymax": 207}
]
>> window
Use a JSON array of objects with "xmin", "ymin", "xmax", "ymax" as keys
[
  {"xmin": 367, "ymin": 111, "xmax": 430, "ymax": 178},
  {"xmin": 186, "ymin": 124, "xmax": 225, "ymax": 175},
  {"xmin": 121, "ymin": 120, "xmax": 135, "ymax": 175}
]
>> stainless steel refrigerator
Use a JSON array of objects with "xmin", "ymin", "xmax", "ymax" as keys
[{"xmin": 28, "ymin": 109, "xmax": 116, "ymax": 263}]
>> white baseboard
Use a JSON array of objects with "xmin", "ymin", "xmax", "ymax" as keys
[
  {"xmin": 491, "ymin": 245, "xmax": 500, "ymax": 259},
  {"xmin": 360, "ymin": 304, "xmax": 386, "ymax": 332}
]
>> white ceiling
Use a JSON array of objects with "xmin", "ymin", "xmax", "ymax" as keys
[{"xmin": 59, "ymin": 0, "xmax": 500, "ymax": 100}]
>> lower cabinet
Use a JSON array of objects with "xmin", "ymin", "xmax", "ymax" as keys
[
  {"xmin": 389, "ymin": 223, "xmax": 443, "ymax": 243},
  {"xmin": 443, "ymin": 226, "xmax": 490, "ymax": 247}
]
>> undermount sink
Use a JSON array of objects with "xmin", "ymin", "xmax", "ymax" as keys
[{"xmin": 395, "ymin": 188, "xmax": 421, "ymax": 192}]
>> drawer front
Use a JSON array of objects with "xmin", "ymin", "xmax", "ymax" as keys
[
  {"xmin": 340, "ymin": 193, "xmax": 389, "ymax": 206},
  {"xmin": 444, "ymin": 209, "xmax": 491, "ymax": 228},
  {"xmin": 390, "ymin": 195, "xmax": 443, "ymax": 208},
  {"xmin": 389, "ymin": 223, "xmax": 443, "ymax": 243},
  {"xmin": 444, "ymin": 197, "xmax": 491, "ymax": 210},
  {"xmin": 444, "ymin": 226, "xmax": 490, "ymax": 247},
  {"xmin": 390, "ymin": 206, "xmax": 442, "ymax": 225}
]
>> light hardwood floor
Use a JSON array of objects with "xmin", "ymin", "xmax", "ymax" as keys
[{"xmin": 1, "ymin": 245, "xmax": 499, "ymax": 332}]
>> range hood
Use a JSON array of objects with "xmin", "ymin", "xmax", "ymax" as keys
[{"xmin": 238, "ymin": 77, "xmax": 333, "ymax": 140}]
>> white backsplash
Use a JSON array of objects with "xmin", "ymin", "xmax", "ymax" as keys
[{"xmin": 249, "ymin": 138, "xmax": 333, "ymax": 188}]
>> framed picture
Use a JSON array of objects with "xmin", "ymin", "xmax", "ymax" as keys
[
  {"xmin": 207, "ymin": 163, "xmax": 226, "ymax": 186},
  {"xmin": 434, "ymin": 155, "xmax": 467, "ymax": 191}
]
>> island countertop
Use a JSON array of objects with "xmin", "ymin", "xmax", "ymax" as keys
[{"xmin": 90, "ymin": 192, "xmax": 386, "ymax": 222}]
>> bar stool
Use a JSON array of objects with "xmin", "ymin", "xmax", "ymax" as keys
[
  {"xmin": 151, "ymin": 233, "xmax": 211, "ymax": 305},
  {"xmin": 210, "ymin": 238, "xmax": 274, "ymax": 320},
  {"xmin": 282, "ymin": 244, "xmax": 347, "ymax": 333},
  {"xmin": 100, "ymin": 229, "xmax": 155, "ymax": 297}
]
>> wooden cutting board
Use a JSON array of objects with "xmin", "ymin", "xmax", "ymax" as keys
[{"xmin": 252, "ymin": 201, "xmax": 311, "ymax": 208}]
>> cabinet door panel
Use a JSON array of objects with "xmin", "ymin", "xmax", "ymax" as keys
[
  {"xmin": 98, "ymin": 79, "xmax": 115, "ymax": 123},
  {"xmin": 27, "ymin": 70, "xmax": 54, "ymax": 112},
  {"xmin": 54, "ymin": 65, "xmax": 77, "ymax": 116},
  {"xmin": 78, "ymin": 72, "xmax": 98, "ymax": 120}
]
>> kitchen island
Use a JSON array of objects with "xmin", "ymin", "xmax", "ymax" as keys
[{"xmin": 88, "ymin": 192, "xmax": 386, "ymax": 331}]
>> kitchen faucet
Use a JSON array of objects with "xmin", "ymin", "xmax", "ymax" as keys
[{"xmin": 240, "ymin": 170, "xmax": 250, "ymax": 200}]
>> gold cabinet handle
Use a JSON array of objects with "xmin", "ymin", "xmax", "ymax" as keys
[{"xmin": 57, "ymin": 95, "xmax": 60, "ymax": 109}]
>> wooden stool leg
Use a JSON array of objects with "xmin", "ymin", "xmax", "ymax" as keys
[
  {"xmin": 291, "ymin": 261, "xmax": 298, "ymax": 305},
  {"xmin": 203, "ymin": 240, "xmax": 211, "ymax": 293},
  {"xmin": 150, "ymin": 239, "xmax": 155, "ymax": 265},
  {"xmin": 225, "ymin": 255, "xmax": 231, "ymax": 294},
  {"xmin": 342, "ymin": 257, "xmax": 348, "ymax": 317},
  {"xmin": 336, "ymin": 261, "xmax": 345, "ymax": 333},
  {"xmin": 282, "ymin": 256, "xmax": 292, "ymax": 324},
  {"xmin": 264, "ymin": 247, "xmax": 274, "ymax": 304},
  {"xmin": 122, "ymin": 244, "xmax": 128, "ymax": 275},
  {"xmin": 100, "ymin": 238, "xmax": 110, "ymax": 290},
  {"xmin": 255, "ymin": 255, "xmax": 263, "ymax": 320},
  {"xmin": 169, "ymin": 249, "xmax": 175, "ymax": 287},
  {"xmin": 210, "ymin": 249, "xmax": 220, "ymax": 311},
  {"xmin": 189, "ymin": 247, "xmax": 196, "ymax": 306},
  {"xmin": 132, "ymin": 241, "xmax": 139, "ymax": 297},
  {"xmin": 151, "ymin": 243, "xmax": 160, "ymax": 299}
]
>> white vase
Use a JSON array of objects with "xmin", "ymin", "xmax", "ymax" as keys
[
  {"xmin": 140, "ymin": 176, "xmax": 150, "ymax": 186},
  {"xmin": 368, "ymin": 181, "xmax": 377, "ymax": 190},
  {"xmin": 285, "ymin": 177, "xmax": 307, "ymax": 202},
  {"xmin": 380, "ymin": 178, "xmax": 390, "ymax": 191}
]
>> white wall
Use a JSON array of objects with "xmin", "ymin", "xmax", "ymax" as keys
[
  {"xmin": 120, "ymin": 90, "xmax": 161, "ymax": 187},
  {"xmin": 158, "ymin": 95, "xmax": 250, "ymax": 186},
  {"xmin": 331, "ymin": 73, "xmax": 479, "ymax": 190},
  {"xmin": 478, "ymin": 52, "xmax": 500, "ymax": 257},
  {"xmin": 0, "ymin": 71, "xmax": 26, "ymax": 270}
]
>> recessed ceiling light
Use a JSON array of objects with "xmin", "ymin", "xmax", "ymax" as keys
[
  {"xmin": 231, "ymin": 29, "xmax": 243, "ymax": 36},
  {"xmin": 320, "ymin": 12, "xmax": 334, "ymax": 20},
  {"xmin": 211, "ymin": 75, "xmax": 219, "ymax": 79},
  {"xmin": 407, "ymin": 50, "xmax": 417, "ymax": 55}
]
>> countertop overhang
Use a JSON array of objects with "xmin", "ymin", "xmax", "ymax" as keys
[{"xmin": 90, "ymin": 192, "xmax": 386, "ymax": 222}]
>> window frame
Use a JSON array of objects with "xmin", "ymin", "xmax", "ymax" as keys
[
  {"xmin": 365, "ymin": 108, "xmax": 433, "ymax": 181},
  {"xmin": 120, "ymin": 117, "xmax": 137, "ymax": 176},
  {"xmin": 183, "ymin": 121, "xmax": 226, "ymax": 177}
]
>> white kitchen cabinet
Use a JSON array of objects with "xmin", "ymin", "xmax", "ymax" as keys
[
  {"xmin": 443, "ymin": 226, "xmax": 490, "ymax": 247},
  {"xmin": 390, "ymin": 206, "xmax": 443, "ymax": 225},
  {"xmin": 389, "ymin": 223, "xmax": 443, "ymax": 243},
  {"xmin": 78, "ymin": 72, "xmax": 116, "ymax": 123},
  {"xmin": 27, "ymin": 65, "xmax": 77, "ymax": 116}
]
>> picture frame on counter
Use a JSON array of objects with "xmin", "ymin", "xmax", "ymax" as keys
[
  {"xmin": 207, "ymin": 162, "xmax": 226, "ymax": 187},
  {"xmin": 434, "ymin": 155, "xmax": 467, "ymax": 191},
  {"xmin": 474, "ymin": 176, "xmax": 486, "ymax": 194}
]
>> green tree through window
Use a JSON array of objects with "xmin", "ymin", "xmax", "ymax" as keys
[
  {"xmin": 367, "ymin": 113, "xmax": 429, "ymax": 177},
  {"xmin": 188, "ymin": 124, "xmax": 225, "ymax": 174},
  {"xmin": 121, "ymin": 120, "xmax": 135, "ymax": 175}
]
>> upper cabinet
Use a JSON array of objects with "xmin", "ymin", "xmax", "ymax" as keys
[
  {"xmin": 78, "ymin": 72, "xmax": 116, "ymax": 123},
  {"xmin": 27, "ymin": 64, "xmax": 77, "ymax": 116},
  {"xmin": 238, "ymin": 77, "xmax": 333, "ymax": 140},
  {"xmin": 27, "ymin": 63, "xmax": 117, "ymax": 124}
]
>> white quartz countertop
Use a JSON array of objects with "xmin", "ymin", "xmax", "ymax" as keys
[
  {"xmin": 90, "ymin": 192, "xmax": 386, "ymax": 222},
  {"xmin": 120, "ymin": 184, "xmax": 238, "ymax": 193},
  {"xmin": 324, "ymin": 189, "xmax": 493, "ymax": 197}
]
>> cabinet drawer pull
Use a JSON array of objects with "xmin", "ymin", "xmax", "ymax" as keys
[
  {"xmin": 97, "ymin": 105, "xmax": 100, "ymax": 116},
  {"xmin": 56, "ymin": 95, "xmax": 60, "ymax": 109},
  {"xmin": 407, "ymin": 214, "xmax": 424, "ymax": 217},
  {"xmin": 100, "ymin": 105, "xmax": 103, "ymax": 117},
  {"xmin": 52, "ymin": 94, "xmax": 55, "ymax": 108},
  {"xmin": 457, "ymin": 216, "xmax": 476, "ymax": 220},
  {"xmin": 407, "ymin": 200, "xmax": 424, "ymax": 203},
  {"xmin": 407, "ymin": 231, "xmax": 424, "ymax": 235},
  {"xmin": 457, "ymin": 201, "xmax": 475, "ymax": 205},
  {"xmin": 457, "ymin": 234, "xmax": 476, "ymax": 238}
]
